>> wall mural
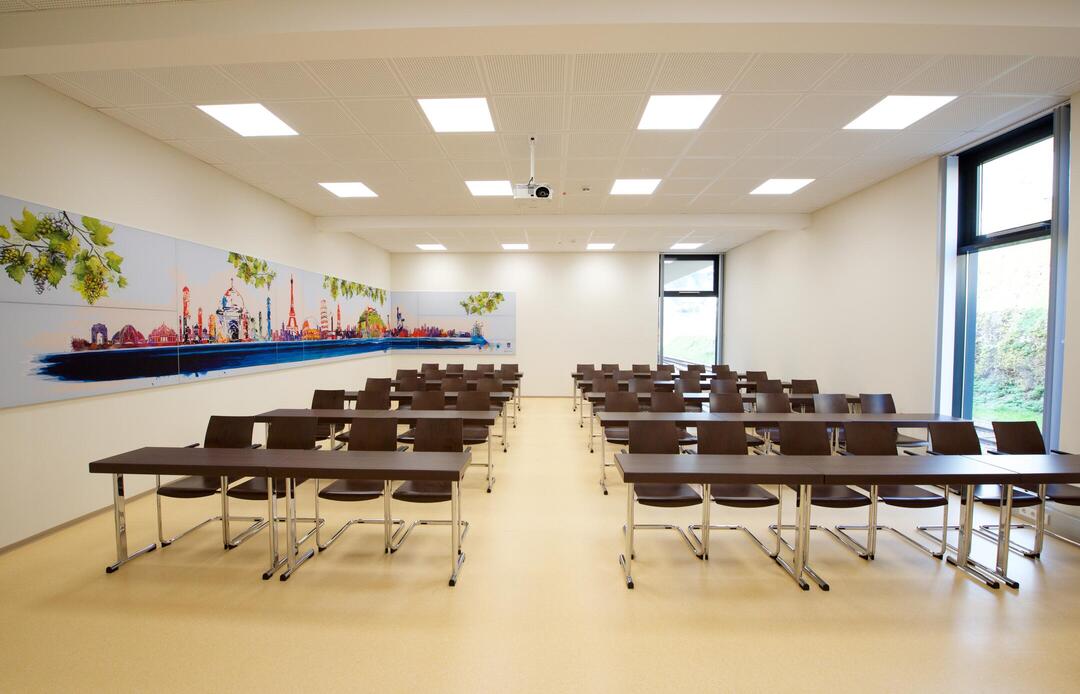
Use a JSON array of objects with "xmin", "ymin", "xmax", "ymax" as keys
[{"xmin": 0, "ymin": 193, "xmax": 515, "ymax": 408}]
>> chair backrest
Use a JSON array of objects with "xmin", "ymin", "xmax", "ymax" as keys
[
  {"xmin": 601, "ymin": 363, "xmax": 619, "ymax": 373},
  {"xmin": 631, "ymin": 364, "xmax": 651, "ymax": 374},
  {"xmin": 697, "ymin": 421, "xmax": 749, "ymax": 454},
  {"xmin": 347, "ymin": 417, "xmax": 398, "ymax": 451},
  {"xmin": 420, "ymin": 363, "xmax": 439, "ymax": 371},
  {"xmin": 709, "ymin": 392, "xmax": 745, "ymax": 413},
  {"xmin": 655, "ymin": 364, "xmax": 675, "ymax": 377},
  {"xmin": 628, "ymin": 421, "xmax": 680, "ymax": 454},
  {"xmin": 474, "ymin": 378, "xmax": 504, "ymax": 393},
  {"xmin": 844, "ymin": 423, "xmax": 899, "ymax": 455},
  {"xmin": 755, "ymin": 379, "xmax": 784, "ymax": 394},
  {"xmin": 420, "ymin": 367, "xmax": 444, "ymax": 380},
  {"xmin": 413, "ymin": 418, "xmax": 464, "ymax": 453},
  {"xmin": 362, "ymin": 377, "xmax": 393, "ymax": 392},
  {"xmin": 777, "ymin": 422, "xmax": 831, "ymax": 455},
  {"xmin": 353, "ymin": 390, "xmax": 391, "ymax": 410},
  {"xmin": 790, "ymin": 379, "xmax": 819, "ymax": 395},
  {"xmin": 410, "ymin": 390, "xmax": 446, "ymax": 411},
  {"xmin": 395, "ymin": 369, "xmax": 418, "ymax": 380},
  {"xmin": 441, "ymin": 376, "xmax": 468, "ymax": 392},
  {"xmin": 812, "ymin": 393, "xmax": 849, "ymax": 414},
  {"xmin": 628, "ymin": 377, "xmax": 654, "ymax": 393},
  {"xmin": 311, "ymin": 389, "xmax": 345, "ymax": 409},
  {"xmin": 203, "ymin": 415, "xmax": 256, "ymax": 448},
  {"xmin": 592, "ymin": 376, "xmax": 618, "ymax": 393},
  {"xmin": 445, "ymin": 363, "xmax": 464, "ymax": 373},
  {"xmin": 755, "ymin": 392, "xmax": 791, "ymax": 414},
  {"xmin": 650, "ymin": 392, "xmax": 686, "ymax": 413},
  {"xmin": 928, "ymin": 422, "xmax": 982, "ymax": 455},
  {"xmin": 266, "ymin": 417, "xmax": 318, "ymax": 450},
  {"xmin": 684, "ymin": 363, "xmax": 705, "ymax": 373},
  {"xmin": 746, "ymin": 370, "xmax": 768, "ymax": 383},
  {"xmin": 604, "ymin": 391, "xmax": 641, "ymax": 413},
  {"xmin": 675, "ymin": 377, "xmax": 703, "ymax": 394},
  {"xmin": 710, "ymin": 379, "xmax": 738, "ymax": 394},
  {"xmin": 859, "ymin": 393, "xmax": 896, "ymax": 414},
  {"xmin": 395, "ymin": 374, "xmax": 422, "ymax": 391},
  {"xmin": 712, "ymin": 365, "xmax": 733, "ymax": 379},
  {"xmin": 462, "ymin": 369, "xmax": 481, "ymax": 380},
  {"xmin": 499, "ymin": 363, "xmax": 518, "ymax": 376},
  {"xmin": 613, "ymin": 369, "xmax": 634, "ymax": 381},
  {"xmin": 455, "ymin": 391, "xmax": 491, "ymax": 411},
  {"xmin": 577, "ymin": 363, "xmax": 596, "ymax": 377},
  {"xmin": 477, "ymin": 363, "xmax": 495, "ymax": 373},
  {"xmin": 992, "ymin": 421, "xmax": 1046, "ymax": 454}
]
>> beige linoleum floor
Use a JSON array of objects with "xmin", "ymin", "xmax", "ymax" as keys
[{"xmin": 2, "ymin": 397, "xmax": 1080, "ymax": 693}]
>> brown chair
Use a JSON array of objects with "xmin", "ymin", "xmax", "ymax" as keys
[
  {"xmin": 984, "ymin": 421, "xmax": 1080, "ymax": 556},
  {"xmin": 710, "ymin": 379, "xmax": 738, "ymax": 394},
  {"xmin": 622, "ymin": 421, "xmax": 702, "ymax": 564},
  {"xmin": 649, "ymin": 392, "xmax": 698, "ymax": 446},
  {"xmin": 789, "ymin": 379, "xmax": 819, "ymax": 412},
  {"xmin": 835, "ymin": 422, "xmax": 949, "ymax": 560},
  {"xmin": 601, "ymin": 363, "xmax": 619, "ymax": 373},
  {"xmin": 475, "ymin": 377, "xmax": 504, "ymax": 393},
  {"xmin": 421, "ymin": 367, "xmax": 444, "ymax": 381},
  {"xmin": 655, "ymin": 364, "xmax": 675, "ymax": 378},
  {"xmin": 745, "ymin": 370, "xmax": 768, "ymax": 383},
  {"xmin": 628, "ymin": 376, "xmax": 654, "ymax": 394},
  {"xmin": 859, "ymin": 393, "xmax": 928, "ymax": 448},
  {"xmin": 154, "ymin": 415, "xmax": 263, "ymax": 550},
  {"xmin": 395, "ymin": 373, "xmax": 422, "ymax": 391},
  {"xmin": 755, "ymin": 392, "xmax": 791, "ymax": 453},
  {"xmin": 499, "ymin": 363, "xmax": 519, "ymax": 377},
  {"xmin": 395, "ymin": 369, "xmax": 419, "ymax": 380},
  {"xmin": 711, "ymin": 365, "xmax": 733, "ymax": 379},
  {"xmin": 462, "ymin": 369, "xmax": 481, "ymax": 380},
  {"xmin": 632, "ymin": 364, "xmax": 651, "ymax": 374},
  {"xmin": 476, "ymin": 363, "xmax": 495, "ymax": 372},
  {"xmin": 445, "ymin": 363, "xmax": 464, "ymax": 374},
  {"xmin": 420, "ymin": 362, "xmax": 439, "ymax": 372},
  {"xmin": 364, "ymin": 377, "xmax": 391, "ymax": 393},
  {"xmin": 675, "ymin": 376, "xmax": 703, "ymax": 394},
  {"xmin": 354, "ymin": 389, "xmax": 391, "ymax": 410},
  {"xmin": 813, "ymin": 393, "xmax": 850, "ymax": 447},
  {"xmin": 709, "ymin": 393, "xmax": 764, "ymax": 448},
  {"xmin": 315, "ymin": 418, "xmax": 406, "ymax": 552},
  {"xmin": 441, "ymin": 376, "xmax": 468, "ymax": 392},
  {"xmin": 599, "ymin": 391, "xmax": 640, "ymax": 494},
  {"xmin": 396, "ymin": 391, "xmax": 446, "ymax": 445},
  {"xmin": 389, "ymin": 419, "xmax": 469, "ymax": 564},
  {"xmin": 686, "ymin": 420, "xmax": 780, "ymax": 559},
  {"xmin": 755, "ymin": 379, "xmax": 784, "ymax": 394},
  {"xmin": 311, "ymin": 389, "xmax": 348, "ymax": 448},
  {"xmin": 457, "ymin": 391, "xmax": 496, "ymax": 492}
]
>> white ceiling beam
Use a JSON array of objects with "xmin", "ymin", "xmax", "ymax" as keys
[{"xmin": 316, "ymin": 213, "xmax": 810, "ymax": 233}]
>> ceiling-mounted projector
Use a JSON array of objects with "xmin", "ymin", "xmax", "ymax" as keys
[{"xmin": 514, "ymin": 136, "xmax": 552, "ymax": 201}]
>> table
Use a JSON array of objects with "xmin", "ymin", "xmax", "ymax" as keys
[
  {"xmin": 88, "ymin": 446, "xmax": 472, "ymax": 585},
  {"xmin": 395, "ymin": 379, "xmax": 523, "ymax": 423},
  {"xmin": 346, "ymin": 390, "xmax": 513, "ymax": 405},
  {"xmin": 583, "ymin": 391, "xmax": 858, "ymax": 409}
]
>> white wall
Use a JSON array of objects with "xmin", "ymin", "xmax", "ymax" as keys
[
  {"xmin": 723, "ymin": 158, "xmax": 942, "ymax": 410},
  {"xmin": 0, "ymin": 76, "xmax": 391, "ymax": 548},
  {"xmin": 389, "ymin": 252, "xmax": 660, "ymax": 396}
]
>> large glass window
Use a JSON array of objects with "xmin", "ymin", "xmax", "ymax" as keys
[{"xmin": 660, "ymin": 255, "xmax": 720, "ymax": 366}]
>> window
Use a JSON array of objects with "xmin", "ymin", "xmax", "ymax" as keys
[
  {"xmin": 950, "ymin": 111, "xmax": 1068, "ymax": 440},
  {"xmin": 659, "ymin": 255, "xmax": 720, "ymax": 366}
]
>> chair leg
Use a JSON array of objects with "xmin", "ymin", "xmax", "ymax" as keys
[
  {"xmin": 388, "ymin": 519, "xmax": 469, "ymax": 553},
  {"xmin": 154, "ymin": 475, "xmax": 264, "ymax": 550},
  {"xmin": 768, "ymin": 489, "xmax": 828, "ymax": 590}
]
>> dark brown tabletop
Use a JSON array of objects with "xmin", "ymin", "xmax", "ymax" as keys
[
  {"xmin": 963, "ymin": 453, "xmax": 1080, "ymax": 486},
  {"xmin": 264, "ymin": 450, "xmax": 471, "ymax": 481},
  {"xmin": 255, "ymin": 408, "xmax": 498, "ymax": 425},
  {"xmin": 583, "ymin": 392, "xmax": 857, "ymax": 405},
  {"xmin": 803, "ymin": 454, "xmax": 1020, "ymax": 485},
  {"xmin": 394, "ymin": 378, "xmax": 520, "ymax": 387},
  {"xmin": 615, "ymin": 454, "xmax": 823, "ymax": 485},
  {"xmin": 596, "ymin": 412, "xmax": 966, "ymax": 427},
  {"xmin": 346, "ymin": 390, "xmax": 513, "ymax": 403},
  {"xmin": 88, "ymin": 446, "xmax": 269, "ymax": 477}
]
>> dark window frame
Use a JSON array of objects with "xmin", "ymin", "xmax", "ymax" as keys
[
  {"xmin": 660, "ymin": 254, "xmax": 719, "ymax": 297},
  {"xmin": 658, "ymin": 253, "xmax": 722, "ymax": 366}
]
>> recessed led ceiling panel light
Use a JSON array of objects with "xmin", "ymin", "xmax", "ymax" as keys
[
  {"xmin": 319, "ymin": 181, "xmax": 378, "ymax": 198},
  {"xmin": 670, "ymin": 243, "xmax": 703, "ymax": 250},
  {"xmin": 638, "ymin": 94, "xmax": 721, "ymax": 130},
  {"xmin": 750, "ymin": 178, "xmax": 815, "ymax": 195},
  {"xmin": 844, "ymin": 95, "xmax": 957, "ymax": 130},
  {"xmin": 502, "ymin": 243, "xmax": 529, "ymax": 250},
  {"xmin": 610, "ymin": 179, "xmax": 661, "ymax": 195},
  {"xmin": 416, "ymin": 243, "xmax": 446, "ymax": 251},
  {"xmin": 465, "ymin": 180, "xmax": 513, "ymax": 196},
  {"xmin": 587, "ymin": 243, "xmax": 615, "ymax": 250},
  {"xmin": 417, "ymin": 97, "xmax": 495, "ymax": 132},
  {"xmin": 196, "ymin": 103, "xmax": 297, "ymax": 136}
]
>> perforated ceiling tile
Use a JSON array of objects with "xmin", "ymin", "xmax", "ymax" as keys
[
  {"xmin": 656, "ymin": 179, "xmax": 711, "ymax": 196},
  {"xmin": 261, "ymin": 100, "xmax": 360, "ymax": 135},
  {"xmin": 125, "ymin": 105, "xmax": 232, "ymax": 139},
  {"xmin": 983, "ymin": 56, "xmax": 1080, "ymax": 96},
  {"xmin": 727, "ymin": 157, "xmax": 789, "ymax": 180},
  {"xmin": 668, "ymin": 157, "xmax": 734, "ymax": 178},
  {"xmin": 731, "ymin": 53, "xmax": 844, "ymax": 92},
  {"xmin": 566, "ymin": 132, "xmax": 628, "ymax": 158},
  {"xmin": 53, "ymin": 70, "xmax": 178, "ymax": 106},
  {"xmin": 167, "ymin": 138, "xmax": 271, "ymax": 165},
  {"xmin": 342, "ymin": 99, "xmax": 430, "ymax": 133},
  {"xmin": 482, "ymin": 54, "xmax": 567, "ymax": 94},
  {"xmin": 308, "ymin": 134, "xmax": 387, "ymax": 161},
  {"xmin": 910, "ymin": 95, "xmax": 1038, "ymax": 131},
  {"xmin": 31, "ymin": 74, "xmax": 112, "ymax": 108},
  {"xmin": 436, "ymin": 133, "xmax": 504, "ymax": 160},
  {"xmin": 773, "ymin": 93, "xmax": 881, "ymax": 130},
  {"xmin": 602, "ymin": 196, "xmax": 655, "ymax": 212},
  {"xmin": 371, "ymin": 134, "xmax": 446, "ymax": 159},
  {"xmin": 508, "ymin": 159, "xmax": 561, "ymax": 181},
  {"xmin": 395, "ymin": 159, "xmax": 460, "ymax": 183},
  {"xmin": 614, "ymin": 158, "xmax": 676, "ymax": 178},
  {"xmin": 897, "ymin": 54, "xmax": 1027, "ymax": 94},
  {"xmin": 815, "ymin": 54, "xmax": 937, "ymax": 92},
  {"xmin": 703, "ymin": 178, "xmax": 767, "ymax": 195},
  {"xmin": 805, "ymin": 130, "xmax": 896, "ymax": 158},
  {"xmin": 218, "ymin": 63, "xmax": 329, "ymax": 100},
  {"xmin": 21, "ymin": 0, "xmax": 181, "ymax": 7},
  {"xmin": 864, "ymin": 130, "xmax": 966, "ymax": 159},
  {"xmin": 651, "ymin": 53, "xmax": 752, "ymax": 92},
  {"xmin": 570, "ymin": 53, "xmax": 659, "ymax": 93},
  {"xmin": 0, "ymin": 1, "xmax": 33, "ymax": 10},
  {"xmin": 450, "ymin": 159, "xmax": 510, "ymax": 180},
  {"xmin": 249, "ymin": 137, "xmax": 333, "ymax": 163},
  {"xmin": 741, "ymin": 130, "xmax": 826, "ymax": 158},
  {"xmin": 701, "ymin": 93, "xmax": 801, "ymax": 130},
  {"xmin": 564, "ymin": 158, "xmax": 619, "ymax": 179},
  {"xmin": 393, "ymin": 56, "xmax": 485, "ymax": 96},
  {"xmin": 623, "ymin": 131, "xmax": 696, "ymax": 158},
  {"xmin": 490, "ymin": 95, "xmax": 566, "ymax": 132},
  {"xmin": 136, "ymin": 65, "xmax": 252, "ymax": 103},
  {"xmin": 772, "ymin": 156, "xmax": 849, "ymax": 179},
  {"xmin": 98, "ymin": 108, "xmax": 170, "ymax": 139},
  {"xmin": 650, "ymin": 195, "xmax": 698, "ymax": 212},
  {"xmin": 501, "ymin": 133, "xmax": 564, "ymax": 159},
  {"xmin": 303, "ymin": 59, "xmax": 404, "ymax": 97},
  {"xmin": 684, "ymin": 130, "xmax": 764, "ymax": 158},
  {"xmin": 569, "ymin": 94, "xmax": 645, "ymax": 130},
  {"xmin": 689, "ymin": 194, "xmax": 740, "ymax": 210}
]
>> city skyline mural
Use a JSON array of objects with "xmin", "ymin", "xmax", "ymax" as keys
[{"xmin": 0, "ymin": 193, "xmax": 515, "ymax": 408}]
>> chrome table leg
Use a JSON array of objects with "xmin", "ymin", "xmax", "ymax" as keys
[
  {"xmin": 946, "ymin": 485, "xmax": 1000, "ymax": 588},
  {"xmin": 619, "ymin": 483, "xmax": 635, "ymax": 588},
  {"xmin": 280, "ymin": 477, "xmax": 316, "ymax": 581},
  {"xmin": 105, "ymin": 473, "xmax": 156, "ymax": 573},
  {"xmin": 449, "ymin": 480, "xmax": 466, "ymax": 586}
]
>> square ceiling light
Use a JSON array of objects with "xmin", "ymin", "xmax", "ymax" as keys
[
  {"xmin": 196, "ymin": 103, "xmax": 297, "ymax": 136},
  {"xmin": 670, "ymin": 242, "xmax": 703, "ymax": 250},
  {"xmin": 416, "ymin": 243, "xmax": 446, "ymax": 251},
  {"xmin": 610, "ymin": 179, "xmax": 661, "ymax": 195},
  {"xmin": 466, "ymin": 180, "xmax": 513, "ymax": 197},
  {"xmin": 587, "ymin": 243, "xmax": 615, "ymax": 250},
  {"xmin": 638, "ymin": 94, "xmax": 721, "ymax": 130},
  {"xmin": 417, "ymin": 97, "xmax": 495, "ymax": 132},
  {"xmin": 502, "ymin": 243, "xmax": 529, "ymax": 250},
  {"xmin": 844, "ymin": 95, "xmax": 957, "ymax": 130},
  {"xmin": 750, "ymin": 178, "xmax": 815, "ymax": 195},
  {"xmin": 319, "ymin": 181, "xmax": 378, "ymax": 198}
]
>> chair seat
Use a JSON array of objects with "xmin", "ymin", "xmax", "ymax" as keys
[
  {"xmin": 227, "ymin": 477, "xmax": 307, "ymax": 501},
  {"xmin": 604, "ymin": 426, "xmax": 629, "ymax": 444},
  {"xmin": 746, "ymin": 433, "xmax": 765, "ymax": 447},
  {"xmin": 318, "ymin": 478, "xmax": 383, "ymax": 502},
  {"xmin": 463, "ymin": 425, "xmax": 490, "ymax": 444},
  {"xmin": 873, "ymin": 484, "xmax": 947, "ymax": 509},
  {"xmin": 710, "ymin": 484, "xmax": 778, "ymax": 508},
  {"xmin": 972, "ymin": 485, "xmax": 1041, "ymax": 507},
  {"xmin": 316, "ymin": 423, "xmax": 346, "ymax": 440},
  {"xmin": 792, "ymin": 484, "xmax": 870, "ymax": 508},
  {"xmin": 157, "ymin": 475, "xmax": 222, "ymax": 499},
  {"xmin": 677, "ymin": 432, "xmax": 698, "ymax": 446},
  {"xmin": 896, "ymin": 433, "xmax": 927, "ymax": 447},
  {"xmin": 397, "ymin": 428, "xmax": 417, "ymax": 444},
  {"xmin": 635, "ymin": 483, "xmax": 702, "ymax": 508},
  {"xmin": 1046, "ymin": 484, "xmax": 1080, "ymax": 505},
  {"xmin": 756, "ymin": 427, "xmax": 780, "ymax": 443},
  {"xmin": 392, "ymin": 480, "xmax": 452, "ymax": 503}
]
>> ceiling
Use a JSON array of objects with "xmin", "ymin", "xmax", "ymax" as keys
[
  {"xmin": 4, "ymin": 2, "xmax": 1080, "ymax": 252},
  {"xmin": 0, "ymin": 0, "xmax": 191, "ymax": 11}
]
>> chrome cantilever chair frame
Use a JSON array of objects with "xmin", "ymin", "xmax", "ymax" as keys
[{"xmin": 313, "ymin": 445, "xmax": 410, "ymax": 553}]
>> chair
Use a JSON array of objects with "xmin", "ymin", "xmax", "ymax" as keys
[
  {"xmin": 710, "ymin": 379, "xmax": 738, "ymax": 394},
  {"xmin": 420, "ymin": 363, "xmax": 439, "ymax": 372},
  {"xmin": 982, "ymin": 420, "xmax": 1080, "ymax": 556},
  {"xmin": 711, "ymin": 365, "xmax": 733, "ymax": 380},
  {"xmin": 395, "ymin": 373, "xmax": 423, "ymax": 391},
  {"xmin": 686, "ymin": 420, "xmax": 780, "ymax": 559},
  {"xmin": 364, "ymin": 377, "xmax": 391, "ymax": 393},
  {"xmin": 833, "ymin": 422, "xmax": 950, "ymax": 560},
  {"xmin": 655, "ymin": 364, "xmax": 675, "ymax": 378},
  {"xmin": 709, "ymin": 393, "xmax": 764, "ymax": 448},
  {"xmin": 397, "ymin": 391, "xmax": 446, "ymax": 445},
  {"xmin": 456, "ymin": 390, "xmax": 497, "ymax": 492},
  {"xmin": 601, "ymin": 363, "xmax": 619, "ymax": 374},
  {"xmin": 813, "ymin": 393, "xmax": 850, "ymax": 448},
  {"xmin": 441, "ymin": 376, "xmax": 468, "ymax": 392},
  {"xmin": 575, "ymin": 364, "xmax": 597, "ymax": 414},
  {"xmin": 389, "ymin": 419, "xmax": 469, "ymax": 567},
  {"xmin": 477, "ymin": 363, "xmax": 495, "ymax": 373},
  {"xmin": 599, "ymin": 391, "xmax": 641, "ymax": 494},
  {"xmin": 745, "ymin": 370, "xmax": 769, "ymax": 383},
  {"xmin": 621, "ymin": 421, "xmax": 703, "ymax": 567},
  {"xmin": 315, "ymin": 418, "xmax": 406, "ymax": 552},
  {"xmin": 674, "ymin": 376, "xmax": 703, "ymax": 394},
  {"xmin": 859, "ymin": 394, "xmax": 928, "ymax": 448},
  {"xmin": 789, "ymin": 379, "xmax": 819, "ymax": 412},
  {"xmin": 311, "ymin": 389, "xmax": 348, "ymax": 448},
  {"xmin": 632, "ymin": 364, "xmax": 651, "ymax": 374},
  {"xmin": 354, "ymin": 389, "xmax": 391, "ymax": 410},
  {"xmin": 628, "ymin": 376, "xmax": 654, "ymax": 394},
  {"xmin": 499, "ymin": 363, "xmax": 519, "ymax": 378},
  {"xmin": 649, "ymin": 392, "xmax": 697, "ymax": 446},
  {"xmin": 420, "ymin": 366, "xmax": 443, "ymax": 381},
  {"xmin": 395, "ymin": 369, "xmax": 419, "ymax": 380},
  {"xmin": 755, "ymin": 392, "xmax": 791, "ymax": 453},
  {"xmin": 755, "ymin": 379, "xmax": 784, "ymax": 394},
  {"xmin": 154, "ymin": 416, "xmax": 264, "ymax": 550},
  {"xmin": 445, "ymin": 363, "xmax": 464, "ymax": 374}
]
